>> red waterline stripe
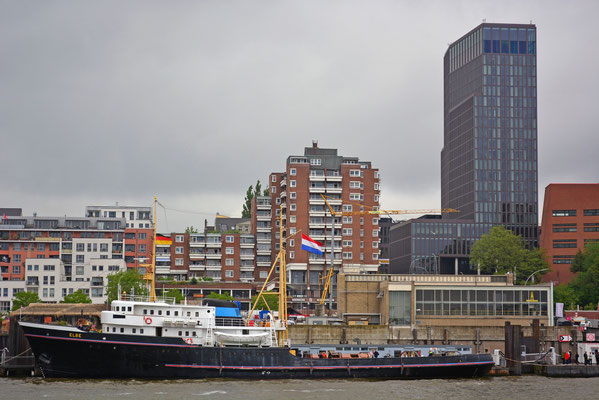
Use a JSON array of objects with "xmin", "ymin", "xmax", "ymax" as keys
[{"xmin": 165, "ymin": 361, "xmax": 494, "ymax": 370}]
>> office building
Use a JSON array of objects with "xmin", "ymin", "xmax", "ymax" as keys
[
  {"xmin": 539, "ymin": 183, "xmax": 599, "ymax": 284},
  {"xmin": 390, "ymin": 23, "xmax": 538, "ymax": 273}
]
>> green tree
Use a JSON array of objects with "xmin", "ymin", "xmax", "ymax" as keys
[
  {"xmin": 61, "ymin": 290, "xmax": 92, "ymax": 304},
  {"xmin": 242, "ymin": 180, "xmax": 265, "ymax": 219},
  {"xmin": 164, "ymin": 288, "xmax": 184, "ymax": 303},
  {"xmin": 263, "ymin": 188, "xmax": 269, "ymax": 196},
  {"xmin": 553, "ymin": 284, "xmax": 578, "ymax": 310},
  {"xmin": 470, "ymin": 226, "xmax": 549, "ymax": 284},
  {"xmin": 206, "ymin": 292, "xmax": 234, "ymax": 301},
  {"xmin": 566, "ymin": 243, "xmax": 599, "ymax": 309},
  {"xmin": 105, "ymin": 270, "xmax": 148, "ymax": 303},
  {"xmin": 185, "ymin": 226, "xmax": 198, "ymax": 234},
  {"xmin": 11, "ymin": 291, "xmax": 41, "ymax": 311},
  {"xmin": 242, "ymin": 184, "xmax": 254, "ymax": 218},
  {"xmin": 251, "ymin": 292, "xmax": 279, "ymax": 311}
]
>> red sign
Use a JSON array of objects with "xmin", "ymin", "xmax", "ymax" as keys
[
  {"xmin": 559, "ymin": 335, "xmax": 572, "ymax": 343},
  {"xmin": 587, "ymin": 333, "xmax": 596, "ymax": 342}
]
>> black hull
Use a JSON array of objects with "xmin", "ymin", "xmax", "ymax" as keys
[{"xmin": 21, "ymin": 323, "xmax": 494, "ymax": 379}]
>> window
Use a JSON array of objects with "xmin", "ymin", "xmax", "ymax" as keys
[
  {"xmin": 343, "ymin": 228, "xmax": 352, "ymax": 236},
  {"xmin": 175, "ymin": 258, "xmax": 184, "ymax": 266},
  {"xmin": 584, "ymin": 209, "xmax": 599, "ymax": 216},
  {"xmin": 12, "ymin": 266, "xmax": 21, "ymax": 274},
  {"xmin": 289, "ymin": 239, "xmax": 294, "ymax": 247},
  {"xmin": 343, "ymin": 240, "xmax": 352, "ymax": 247},
  {"xmin": 552, "ymin": 224, "xmax": 576, "ymax": 233},
  {"xmin": 226, "ymin": 259, "xmax": 234, "ymax": 266},
  {"xmin": 225, "ymin": 270, "xmax": 234, "ymax": 278},
  {"xmin": 271, "ymin": 186, "xmax": 276, "ymax": 194},
  {"xmin": 176, "ymin": 247, "xmax": 184, "ymax": 254},
  {"xmin": 226, "ymin": 247, "xmax": 234, "ymax": 255},
  {"xmin": 271, "ymin": 175, "xmax": 277, "ymax": 182},
  {"xmin": 76, "ymin": 255, "xmax": 84, "ymax": 263},
  {"xmin": 100, "ymin": 243, "xmax": 108, "ymax": 252},
  {"xmin": 349, "ymin": 181, "xmax": 363, "ymax": 189},
  {"xmin": 373, "ymin": 230, "xmax": 379, "ymax": 237},
  {"xmin": 290, "ymin": 168, "xmax": 296, "ymax": 176},
  {"xmin": 290, "ymin": 204, "xmax": 296, "ymax": 211},
  {"xmin": 290, "ymin": 216, "xmax": 296, "ymax": 223},
  {"xmin": 310, "ymin": 158, "xmax": 321, "ymax": 165},
  {"xmin": 343, "ymin": 252, "xmax": 352, "ymax": 260},
  {"xmin": 552, "ymin": 210, "xmax": 576, "ymax": 217},
  {"xmin": 374, "ymin": 183, "xmax": 379, "ymax": 191},
  {"xmin": 44, "ymin": 265, "xmax": 55, "ymax": 271},
  {"xmin": 290, "ymin": 180, "xmax": 296, "ymax": 188},
  {"xmin": 290, "ymin": 192, "xmax": 296, "ymax": 199},
  {"xmin": 226, "ymin": 235, "xmax": 234, "ymax": 243},
  {"xmin": 553, "ymin": 239, "xmax": 576, "ymax": 248},
  {"xmin": 288, "ymin": 250, "xmax": 294, "ymax": 259},
  {"xmin": 374, "ymin": 195, "xmax": 379, "ymax": 202},
  {"xmin": 176, "ymin": 235, "xmax": 184, "ymax": 242},
  {"xmin": 343, "ymin": 216, "xmax": 353, "ymax": 224},
  {"xmin": 584, "ymin": 223, "xmax": 599, "ymax": 232},
  {"xmin": 13, "ymin": 243, "xmax": 21, "ymax": 251},
  {"xmin": 373, "ymin": 241, "xmax": 379, "ymax": 248},
  {"xmin": 343, "ymin": 205, "xmax": 353, "ymax": 212},
  {"xmin": 290, "ymin": 227, "xmax": 296, "ymax": 235},
  {"xmin": 350, "ymin": 170, "xmax": 361, "ymax": 177},
  {"xmin": 37, "ymin": 243, "xmax": 45, "ymax": 251},
  {"xmin": 259, "ymin": 271, "xmax": 268, "ymax": 279},
  {"xmin": 76, "ymin": 243, "xmax": 84, "ymax": 251},
  {"xmin": 139, "ymin": 244, "xmax": 146, "ymax": 252},
  {"xmin": 349, "ymin": 193, "xmax": 363, "ymax": 201},
  {"xmin": 139, "ymin": 233, "xmax": 147, "ymax": 239}
]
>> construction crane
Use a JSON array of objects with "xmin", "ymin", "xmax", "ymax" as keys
[{"xmin": 318, "ymin": 194, "xmax": 459, "ymax": 308}]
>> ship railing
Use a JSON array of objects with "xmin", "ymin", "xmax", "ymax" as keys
[
  {"xmin": 214, "ymin": 318, "xmax": 245, "ymax": 327},
  {"xmin": 120, "ymin": 294, "xmax": 176, "ymax": 304}
]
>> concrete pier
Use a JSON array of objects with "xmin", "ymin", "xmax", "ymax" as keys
[{"xmin": 534, "ymin": 364, "xmax": 599, "ymax": 378}]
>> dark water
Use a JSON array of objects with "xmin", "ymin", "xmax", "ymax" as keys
[{"xmin": 3, "ymin": 376, "xmax": 598, "ymax": 400}]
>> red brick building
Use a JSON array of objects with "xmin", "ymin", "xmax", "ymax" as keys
[
  {"xmin": 540, "ymin": 183, "xmax": 599, "ymax": 285},
  {"xmin": 261, "ymin": 141, "xmax": 380, "ymax": 314}
]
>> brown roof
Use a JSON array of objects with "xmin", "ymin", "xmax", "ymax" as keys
[{"xmin": 10, "ymin": 303, "xmax": 107, "ymax": 317}]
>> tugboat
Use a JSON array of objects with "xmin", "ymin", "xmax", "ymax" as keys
[{"xmin": 19, "ymin": 200, "xmax": 494, "ymax": 379}]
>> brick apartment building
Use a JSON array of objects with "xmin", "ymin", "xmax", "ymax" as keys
[
  {"xmin": 260, "ymin": 141, "xmax": 381, "ymax": 314},
  {"xmin": 540, "ymin": 183, "xmax": 599, "ymax": 285}
]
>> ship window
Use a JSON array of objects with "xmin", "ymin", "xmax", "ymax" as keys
[
  {"xmin": 174, "ymin": 311, "xmax": 179, "ymax": 316},
  {"xmin": 187, "ymin": 312, "xmax": 191, "ymax": 317},
  {"xmin": 112, "ymin": 327, "xmax": 116, "ymax": 332},
  {"xmin": 192, "ymin": 332, "xmax": 197, "ymax": 337},
  {"xmin": 120, "ymin": 328, "xmax": 124, "ymax": 333},
  {"xmin": 195, "ymin": 312, "xmax": 199, "ymax": 317},
  {"xmin": 143, "ymin": 309, "xmax": 148, "ymax": 314},
  {"xmin": 132, "ymin": 328, "xmax": 136, "ymax": 333},
  {"xmin": 150, "ymin": 310, "xmax": 154, "ymax": 315},
  {"xmin": 178, "ymin": 331, "xmax": 182, "ymax": 336},
  {"xmin": 158, "ymin": 310, "xmax": 162, "ymax": 316},
  {"xmin": 166, "ymin": 311, "xmax": 170, "ymax": 316},
  {"xmin": 116, "ymin": 306, "xmax": 120, "ymax": 311},
  {"xmin": 140, "ymin": 329, "xmax": 144, "ymax": 334},
  {"xmin": 185, "ymin": 331, "xmax": 189, "ymax": 336},
  {"xmin": 128, "ymin": 307, "xmax": 132, "ymax": 312}
]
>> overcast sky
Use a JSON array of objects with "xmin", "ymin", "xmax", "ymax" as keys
[{"xmin": 1, "ymin": 1, "xmax": 597, "ymax": 232}]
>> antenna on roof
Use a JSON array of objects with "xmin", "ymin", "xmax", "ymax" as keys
[{"xmin": 482, "ymin": 18, "xmax": 486, "ymax": 23}]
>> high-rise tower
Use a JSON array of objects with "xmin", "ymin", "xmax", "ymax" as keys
[{"xmin": 441, "ymin": 23, "xmax": 538, "ymax": 247}]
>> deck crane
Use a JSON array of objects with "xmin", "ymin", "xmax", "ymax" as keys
[{"xmin": 318, "ymin": 194, "xmax": 459, "ymax": 310}]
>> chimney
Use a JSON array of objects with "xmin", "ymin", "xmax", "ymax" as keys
[{"xmin": 312, "ymin": 139, "xmax": 318, "ymax": 148}]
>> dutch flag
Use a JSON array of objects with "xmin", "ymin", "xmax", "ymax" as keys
[{"xmin": 301, "ymin": 233, "xmax": 323, "ymax": 256}]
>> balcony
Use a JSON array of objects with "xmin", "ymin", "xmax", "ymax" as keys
[
  {"xmin": 309, "ymin": 186, "xmax": 325, "ymax": 194},
  {"xmin": 189, "ymin": 264, "xmax": 205, "ymax": 271},
  {"xmin": 309, "ymin": 174, "xmax": 325, "ymax": 182},
  {"xmin": 325, "ymin": 186, "xmax": 342, "ymax": 194},
  {"xmin": 309, "ymin": 210, "xmax": 325, "ymax": 217},
  {"xmin": 205, "ymin": 265, "xmax": 221, "ymax": 271},
  {"xmin": 240, "ymin": 265, "xmax": 255, "ymax": 272},
  {"xmin": 240, "ymin": 253, "xmax": 255, "ymax": 260},
  {"xmin": 257, "ymin": 261, "xmax": 271, "ymax": 267},
  {"xmin": 205, "ymin": 241, "xmax": 221, "ymax": 248},
  {"xmin": 326, "ymin": 175, "xmax": 342, "ymax": 182},
  {"xmin": 189, "ymin": 253, "xmax": 205, "ymax": 259},
  {"xmin": 205, "ymin": 253, "xmax": 222, "ymax": 260},
  {"xmin": 309, "ymin": 198, "xmax": 325, "ymax": 205}
]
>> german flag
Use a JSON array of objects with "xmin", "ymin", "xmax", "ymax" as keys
[{"xmin": 155, "ymin": 234, "xmax": 172, "ymax": 245}]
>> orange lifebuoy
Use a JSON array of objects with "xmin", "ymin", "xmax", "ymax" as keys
[
  {"xmin": 185, "ymin": 338, "xmax": 193, "ymax": 344},
  {"xmin": 144, "ymin": 316, "xmax": 152, "ymax": 324}
]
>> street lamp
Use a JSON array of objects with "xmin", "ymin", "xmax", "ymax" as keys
[{"xmin": 524, "ymin": 268, "xmax": 549, "ymax": 286}]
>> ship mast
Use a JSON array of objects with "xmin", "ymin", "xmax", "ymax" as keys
[
  {"xmin": 247, "ymin": 204, "xmax": 288, "ymax": 345},
  {"xmin": 141, "ymin": 196, "xmax": 158, "ymax": 302}
]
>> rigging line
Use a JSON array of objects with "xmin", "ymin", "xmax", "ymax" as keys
[{"xmin": 156, "ymin": 202, "xmax": 216, "ymax": 216}]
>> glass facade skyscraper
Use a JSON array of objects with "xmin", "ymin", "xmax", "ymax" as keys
[
  {"xmin": 390, "ymin": 23, "xmax": 538, "ymax": 274},
  {"xmin": 441, "ymin": 23, "xmax": 538, "ymax": 247}
]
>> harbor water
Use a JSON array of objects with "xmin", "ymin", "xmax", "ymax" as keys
[{"xmin": 3, "ymin": 376, "xmax": 599, "ymax": 400}]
